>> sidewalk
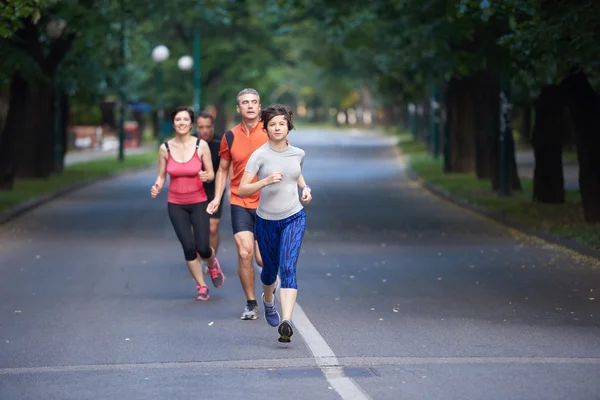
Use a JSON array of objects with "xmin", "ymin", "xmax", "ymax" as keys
[
  {"xmin": 64, "ymin": 143, "xmax": 156, "ymax": 166},
  {"xmin": 516, "ymin": 151, "xmax": 579, "ymax": 190}
]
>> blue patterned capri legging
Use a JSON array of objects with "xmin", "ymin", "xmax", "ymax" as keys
[{"xmin": 254, "ymin": 209, "xmax": 306, "ymax": 289}]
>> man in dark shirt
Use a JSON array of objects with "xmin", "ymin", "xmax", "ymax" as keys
[{"xmin": 196, "ymin": 111, "xmax": 224, "ymax": 265}]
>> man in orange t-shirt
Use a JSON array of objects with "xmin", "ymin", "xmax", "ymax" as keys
[{"xmin": 207, "ymin": 88, "xmax": 272, "ymax": 320}]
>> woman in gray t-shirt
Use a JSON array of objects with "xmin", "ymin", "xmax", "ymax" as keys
[{"xmin": 238, "ymin": 104, "xmax": 312, "ymax": 344}]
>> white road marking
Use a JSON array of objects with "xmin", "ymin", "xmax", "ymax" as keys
[{"xmin": 293, "ymin": 303, "xmax": 372, "ymax": 400}]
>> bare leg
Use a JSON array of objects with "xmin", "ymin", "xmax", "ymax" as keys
[
  {"xmin": 263, "ymin": 281, "xmax": 277, "ymax": 304},
  {"xmin": 254, "ymin": 240, "xmax": 263, "ymax": 267},
  {"xmin": 234, "ymin": 231, "xmax": 256, "ymax": 301},
  {"xmin": 279, "ymin": 288, "xmax": 297, "ymax": 321},
  {"xmin": 186, "ymin": 257, "xmax": 207, "ymax": 287},
  {"xmin": 209, "ymin": 218, "xmax": 221, "ymax": 256}
]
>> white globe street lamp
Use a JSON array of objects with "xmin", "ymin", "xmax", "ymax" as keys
[
  {"xmin": 46, "ymin": 18, "xmax": 67, "ymax": 39},
  {"xmin": 177, "ymin": 55, "xmax": 193, "ymax": 71},
  {"xmin": 151, "ymin": 45, "xmax": 170, "ymax": 63}
]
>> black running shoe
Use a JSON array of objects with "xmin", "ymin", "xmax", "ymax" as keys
[{"xmin": 278, "ymin": 319, "xmax": 293, "ymax": 343}]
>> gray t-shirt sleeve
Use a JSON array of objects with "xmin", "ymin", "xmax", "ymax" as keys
[{"xmin": 245, "ymin": 148, "xmax": 263, "ymax": 175}]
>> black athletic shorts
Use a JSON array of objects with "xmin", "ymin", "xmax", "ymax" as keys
[{"xmin": 230, "ymin": 204, "xmax": 257, "ymax": 235}]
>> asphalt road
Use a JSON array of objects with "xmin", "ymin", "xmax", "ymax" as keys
[{"xmin": 1, "ymin": 128, "xmax": 599, "ymax": 400}]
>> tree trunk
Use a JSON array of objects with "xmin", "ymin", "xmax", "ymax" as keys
[
  {"xmin": 490, "ymin": 84, "xmax": 522, "ymax": 193},
  {"xmin": 421, "ymin": 99, "xmax": 431, "ymax": 143},
  {"xmin": 445, "ymin": 77, "xmax": 477, "ymax": 173},
  {"xmin": 16, "ymin": 80, "xmax": 54, "ymax": 178},
  {"xmin": 473, "ymin": 69, "xmax": 500, "ymax": 180},
  {"xmin": 531, "ymin": 85, "xmax": 566, "ymax": 203},
  {"xmin": 522, "ymin": 105, "xmax": 532, "ymax": 143},
  {"xmin": 560, "ymin": 69, "xmax": 600, "ymax": 222},
  {"xmin": 0, "ymin": 74, "xmax": 32, "ymax": 190},
  {"xmin": 54, "ymin": 89, "xmax": 69, "ymax": 174},
  {"xmin": 0, "ymin": 89, "xmax": 10, "ymax": 134}
]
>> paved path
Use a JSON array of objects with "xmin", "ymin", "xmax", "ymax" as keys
[{"xmin": 1, "ymin": 128, "xmax": 599, "ymax": 400}]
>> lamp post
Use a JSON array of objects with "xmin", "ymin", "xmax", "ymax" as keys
[
  {"xmin": 499, "ymin": 78, "xmax": 513, "ymax": 196},
  {"xmin": 430, "ymin": 85, "xmax": 440, "ymax": 158},
  {"xmin": 193, "ymin": 26, "xmax": 201, "ymax": 114},
  {"xmin": 47, "ymin": 18, "xmax": 66, "ymax": 173},
  {"xmin": 177, "ymin": 55, "xmax": 194, "ymax": 119},
  {"xmin": 151, "ymin": 45, "xmax": 169, "ymax": 144},
  {"xmin": 117, "ymin": 6, "xmax": 127, "ymax": 162}
]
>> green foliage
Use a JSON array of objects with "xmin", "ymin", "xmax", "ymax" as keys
[
  {"xmin": 457, "ymin": 0, "xmax": 600, "ymax": 89},
  {"xmin": 0, "ymin": 0, "xmax": 44, "ymax": 38}
]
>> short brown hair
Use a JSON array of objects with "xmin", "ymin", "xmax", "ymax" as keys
[
  {"xmin": 196, "ymin": 110, "xmax": 214, "ymax": 123},
  {"xmin": 260, "ymin": 103, "xmax": 294, "ymax": 132}
]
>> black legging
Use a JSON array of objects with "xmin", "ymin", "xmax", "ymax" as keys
[{"xmin": 167, "ymin": 202, "xmax": 212, "ymax": 261}]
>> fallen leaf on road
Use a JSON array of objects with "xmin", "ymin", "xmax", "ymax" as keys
[
  {"xmin": 14, "ymin": 310, "xmax": 21, "ymax": 313},
  {"xmin": 208, "ymin": 322, "xmax": 214, "ymax": 326},
  {"xmin": 326, "ymin": 273, "xmax": 332, "ymax": 277},
  {"xmin": 125, "ymin": 338, "xmax": 131, "ymax": 341}
]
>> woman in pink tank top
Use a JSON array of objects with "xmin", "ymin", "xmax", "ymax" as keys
[{"xmin": 150, "ymin": 106, "xmax": 225, "ymax": 301}]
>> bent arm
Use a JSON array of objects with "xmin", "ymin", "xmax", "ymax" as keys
[
  {"xmin": 199, "ymin": 141, "xmax": 215, "ymax": 182},
  {"xmin": 238, "ymin": 171, "xmax": 267, "ymax": 197}
]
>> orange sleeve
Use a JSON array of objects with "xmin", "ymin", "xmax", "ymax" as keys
[{"xmin": 218, "ymin": 136, "xmax": 231, "ymax": 160}]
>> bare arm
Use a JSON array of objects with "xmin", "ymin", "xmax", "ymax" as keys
[
  {"xmin": 213, "ymin": 157, "xmax": 231, "ymax": 202},
  {"xmin": 297, "ymin": 173, "xmax": 312, "ymax": 204},
  {"xmin": 239, "ymin": 167, "xmax": 286, "ymax": 197},
  {"xmin": 198, "ymin": 140, "xmax": 214, "ymax": 182},
  {"xmin": 150, "ymin": 145, "xmax": 168, "ymax": 198},
  {"xmin": 297, "ymin": 173, "xmax": 307, "ymax": 189},
  {"xmin": 239, "ymin": 171, "xmax": 267, "ymax": 197}
]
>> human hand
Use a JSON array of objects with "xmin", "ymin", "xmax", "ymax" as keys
[
  {"xmin": 264, "ymin": 172, "xmax": 283, "ymax": 185},
  {"xmin": 206, "ymin": 199, "xmax": 220, "ymax": 214},
  {"xmin": 198, "ymin": 171, "xmax": 211, "ymax": 182},
  {"xmin": 150, "ymin": 183, "xmax": 161, "ymax": 198},
  {"xmin": 300, "ymin": 187, "xmax": 312, "ymax": 204}
]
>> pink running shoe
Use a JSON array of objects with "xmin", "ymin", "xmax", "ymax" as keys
[
  {"xmin": 207, "ymin": 258, "xmax": 225, "ymax": 288},
  {"xmin": 196, "ymin": 285, "xmax": 209, "ymax": 301}
]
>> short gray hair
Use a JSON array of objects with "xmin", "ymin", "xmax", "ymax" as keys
[{"xmin": 236, "ymin": 88, "xmax": 260, "ymax": 104}]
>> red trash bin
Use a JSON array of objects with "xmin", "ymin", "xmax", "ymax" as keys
[{"xmin": 124, "ymin": 121, "xmax": 139, "ymax": 148}]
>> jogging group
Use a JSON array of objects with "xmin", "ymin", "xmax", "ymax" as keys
[{"xmin": 150, "ymin": 88, "xmax": 312, "ymax": 344}]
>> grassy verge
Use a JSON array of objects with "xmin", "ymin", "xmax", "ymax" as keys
[
  {"xmin": 0, "ymin": 151, "xmax": 156, "ymax": 215},
  {"xmin": 399, "ymin": 134, "xmax": 600, "ymax": 250}
]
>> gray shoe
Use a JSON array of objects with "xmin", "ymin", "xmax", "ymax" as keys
[{"xmin": 241, "ymin": 303, "xmax": 259, "ymax": 320}]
